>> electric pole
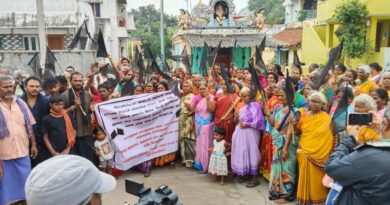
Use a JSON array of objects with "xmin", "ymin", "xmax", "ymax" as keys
[
  {"xmin": 36, "ymin": 0, "xmax": 46, "ymax": 73},
  {"xmin": 160, "ymin": 0, "xmax": 165, "ymax": 67}
]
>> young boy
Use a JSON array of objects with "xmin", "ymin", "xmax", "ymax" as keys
[
  {"xmin": 93, "ymin": 126, "xmax": 114, "ymax": 175},
  {"xmin": 42, "ymin": 94, "xmax": 76, "ymax": 157}
]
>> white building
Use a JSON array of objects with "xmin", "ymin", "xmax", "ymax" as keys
[
  {"xmin": 0, "ymin": 0, "xmax": 135, "ymax": 73},
  {"xmin": 283, "ymin": 0, "xmax": 317, "ymax": 24}
]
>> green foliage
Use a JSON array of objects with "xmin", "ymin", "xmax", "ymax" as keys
[
  {"xmin": 248, "ymin": 0, "xmax": 285, "ymax": 24},
  {"xmin": 130, "ymin": 5, "xmax": 178, "ymax": 59},
  {"xmin": 334, "ymin": 0, "xmax": 369, "ymax": 59},
  {"xmin": 297, "ymin": 11, "xmax": 307, "ymax": 22}
]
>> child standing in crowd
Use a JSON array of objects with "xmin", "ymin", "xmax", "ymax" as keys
[
  {"xmin": 208, "ymin": 127, "xmax": 230, "ymax": 185},
  {"xmin": 42, "ymin": 94, "xmax": 76, "ymax": 157},
  {"xmin": 93, "ymin": 126, "xmax": 114, "ymax": 175}
]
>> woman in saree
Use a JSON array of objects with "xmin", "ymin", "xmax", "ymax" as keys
[
  {"xmin": 267, "ymin": 86, "xmax": 299, "ymax": 203},
  {"xmin": 381, "ymin": 72, "xmax": 390, "ymax": 97},
  {"xmin": 296, "ymin": 91, "xmax": 335, "ymax": 205},
  {"xmin": 154, "ymin": 81, "xmax": 177, "ymax": 167},
  {"xmin": 370, "ymin": 88, "xmax": 388, "ymax": 120},
  {"xmin": 179, "ymin": 80, "xmax": 196, "ymax": 168},
  {"xmin": 214, "ymin": 79, "xmax": 239, "ymax": 172},
  {"xmin": 214, "ymin": 79, "xmax": 239, "ymax": 144},
  {"xmin": 260, "ymin": 82, "xmax": 279, "ymax": 180},
  {"xmin": 355, "ymin": 64, "xmax": 379, "ymax": 95},
  {"xmin": 303, "ymin": 82, "xmax": 317, "ymax": 99},
  {"xmin": 347, "ymin": 94, "xmax": 381, "ymax": 143},
  {"xmin": 136, "ymin": 83, "xmax": 154, "ymax": 177},
  {"xmin": 329, "ymin": 86, "xmax": 354, "ymax": 145},
  {"xmin": 231, "ymin": 87, "xmax": 265, "ymax": 188},
  {"xmin": 186, "ymin": 82, "xmax": 215, "ymax": 173}
]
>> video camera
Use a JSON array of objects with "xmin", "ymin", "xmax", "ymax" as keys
[{"xmin": 125, "ymin": 179, "xmax": 183, "ymax": 205}]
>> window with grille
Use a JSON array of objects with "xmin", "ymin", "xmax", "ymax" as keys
[{"xmin": 23, "ymin": 36, "xmax": 38, "ymax": 51}]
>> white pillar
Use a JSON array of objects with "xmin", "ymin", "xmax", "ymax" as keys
[{"xmin": 36, "ymin": 0, "xmax": 46, "ymax": 72}]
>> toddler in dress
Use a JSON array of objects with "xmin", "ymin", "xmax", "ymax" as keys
[{"xmin": 208, "ymin": 127, "xmax": 231, "ymax": 185}]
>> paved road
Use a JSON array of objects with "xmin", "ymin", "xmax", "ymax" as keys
[{"xmin": 103, "ymin": 164, "xmax": 295, "ymax": 205}]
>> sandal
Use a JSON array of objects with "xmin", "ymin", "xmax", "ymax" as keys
[
  {"xmin": 245, "ymin": 180, "xmax": 260, "ymax": 188},
  {"xmin": 144, "ymin": 172, "xmax": 151, "ymax": 177},
  {"xmin": 236, "ymin": 176, "xmax": 249, "ymax": 183}
]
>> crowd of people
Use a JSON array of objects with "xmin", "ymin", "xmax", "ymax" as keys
[{"xmin": 0, "ymin": 56, "xmax": 390, "ymax": 205}]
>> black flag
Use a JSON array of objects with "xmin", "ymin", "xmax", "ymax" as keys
[
  {"xmin": 136, "ymin": 49, "xmax": 145, "ymax": 84},
  {"xmin": 285, "ymin": 69, "xmax": 295, "ymax": 112},
  {"xmin": 293, "ymin": 50, "xmax": 302, "ymax": 69},
  {"xmin": 181, "ymin": 45, "xmax": 192, "ymax": 75},
  {"xmin": 255, "ymin": 46, "xmax": 267, "ymax": 75},
  {"xmin": 316, "ymin": 43, "xmax": 343, "ymax": 87},
  {"xmin": 45, "ymin": 47, "xmax": 57, "ymax": 74},
  {"xmin": 170, "ymin": 80, "xmax": 181, "ymax": 98},
  {"xmin": 97, "ymin": 30, "xmax": 108, "ymax": 58},
  {"xmin": 163, "ymin": 60, "xmax": 171, "ymax": 72},
  {"xmin": 208, "ymin": 40, "xmax": 222, "ymax": 67},
  {"xmin": 84, "ymin": 21, "xmax": 96, "ymax": 44},
  {"xmin": 68, "ymin": 23, "xmax": 84, "ymax": 49},
  {"xmin": 146, "ymin": 60, "xmax": 151, "ymax": 73},
  {"xmin": 220, "ymin": 64, "xmax": 235, "ymax": 94},
  {"xmin": 151, "ymin": 60, "xmax": 172, "ymax": 81},
  {"xmin": 27, "ymin": 52, "xmax": 40, "ymax": 77},
  {"xmin": 248, "ymin": 62, "xmax": 265, "ymax": 101},
  {"xmin": 276, "ymin": 69, "xmax": 296, "ymax": 132},
  {"xmin": 121, "ymin": 79, "xmax": 134, "ymax": 96},
  {"xmin": 259, "ymin": 35, "xmax": 266, "ymax": 52},
  {"xmin": 144, "ymin": 47, "xmax": 155, "ymax": 60},
  {"xmin": 199, "ymin": 42, "xmax": 208, "ymax": 77}
]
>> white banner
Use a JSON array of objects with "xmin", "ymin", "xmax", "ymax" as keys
[{"xmin": 94, "ymin": 91, "xmax": 180, "ymax": 170}]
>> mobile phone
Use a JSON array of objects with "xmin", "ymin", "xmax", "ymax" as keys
[{"xmin": 348, "ymin": 113, "xmax": 373, "ymax": 126}]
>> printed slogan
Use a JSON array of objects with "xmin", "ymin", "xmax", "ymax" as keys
[{"xmin": 95, "ymin": 91, "xmax": 180, "ymax": 170}]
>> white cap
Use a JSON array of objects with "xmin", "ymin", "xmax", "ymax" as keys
[{"xmin": 25, "ymin": 155, "xmax": 117, "ymax": 205}]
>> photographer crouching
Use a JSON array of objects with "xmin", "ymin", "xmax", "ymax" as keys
[
  {"xmin": 25, "ymin": 155, "xmax": 116, "ymax": 205},
  {"xmin": 325, "ymin": 106, "xmax": 390, "ymax": 205}
]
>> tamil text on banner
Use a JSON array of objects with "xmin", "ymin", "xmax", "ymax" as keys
[{"xmin": 94, "ymin": 91, "xmax": 180, "ymax": 170}]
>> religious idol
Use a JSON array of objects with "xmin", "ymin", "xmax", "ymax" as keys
[
  {"xmin": 215, "ymin": 4, "xmax": 226, "ymax": 26},
  {"xmin": 178, "ymin": 9, "xmax": 189, "ymax": 30},
  {"xmin": 256, "ymin": 8, "xmax": 265, "ymax": 31}
]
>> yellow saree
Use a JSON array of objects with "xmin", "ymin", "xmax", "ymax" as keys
[
  {"xmin": 296, "ymin": 111, "xmax": 335, "ymax": 205},
  {"xmin": 355, "ymin": 79, "xmax": 378, "ymax": 95}
]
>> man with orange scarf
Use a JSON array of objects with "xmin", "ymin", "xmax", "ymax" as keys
[{"xmin": 42, "ymin": 94, "xmax": 76, "ymax": 157}]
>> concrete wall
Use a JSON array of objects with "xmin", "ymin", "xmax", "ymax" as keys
[
  {"xmin": 301, "ymin": 25, "xmax": 328, "ymax": 68},
  {"xmin": 0, "ymin": 0, "xmax": 79, "ymax": 27},
  {"xmin": 303, "ymin": 0, "xmax": 390, "ymax": 69},
  {"xmin": 317, "ymin": 0, "xmax": 390, "ymax": 22},
  {"xmin": 0, "ymin": 50, "xmax": 95, "ymax": 75}
]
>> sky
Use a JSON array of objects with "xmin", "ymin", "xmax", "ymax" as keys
[{"xmin": 127, "ymin": 0, "xmax": 249, "ymax": 15}]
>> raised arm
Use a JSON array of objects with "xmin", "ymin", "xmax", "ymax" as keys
[{"xmin": 108, "ymin": 54, "xmax": 123, "ymax": 80}]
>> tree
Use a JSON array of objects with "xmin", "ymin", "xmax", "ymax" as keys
[
  {"xmin": 334, "ymin": 0, "xmax": 369, "ymax": 59},
  {"xmin": 130, "ymin": 5, "xmax": 178, "ymax": 59},
  {"xmin": 248, "ymin": 0, "xmax": 285, "ymax": 24}
]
